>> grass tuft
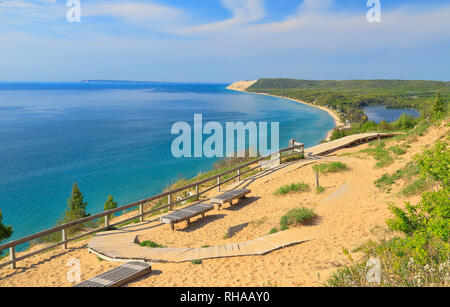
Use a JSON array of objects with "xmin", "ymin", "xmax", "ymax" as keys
[
  {"xmin": 139, "ymin": 240, "xmax": 165, "ymax": 248},
  {"xmin": 274, "ymin": 182, "xmax": 310, "ymax": 195},
  {"xmin": 280, "ymin": 207, "xmax": 317, "ymax": 230}
]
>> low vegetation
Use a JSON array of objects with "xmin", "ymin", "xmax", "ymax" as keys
[
  {"xmin": 328, "ymin": 140, "xmax": 449, "ymax": 287},
  {"xmin": 249, "ymin": 78, "xmax": 449, "ymax": 124},
  {"xmin": 280, "ymin": 207, "xmax": 317, "ymax": 230},
  {"xmin": 0, "ymin": 209, "xmax": 13, "ymax": 251},
  {"xmin": 274, "ymin": 182, "xmax": 310, "ymax": 195},
  {"xmin": 139, "ymin": 240, "xmax": 165, "ymax": 248},
  {"xmin": 375, "ymin": 162, "xmax": 421, "ymax": 191},
  {"xmin": 191, "ymin": 259, "xmax": 202, "ymax": 265},
  {"xmin": 313, "ymin": 162, "xmax": 349, "ymax": 174},
  {"xmin": 316, "ymin": 186, "xmax": 325, "ymax": 194}
]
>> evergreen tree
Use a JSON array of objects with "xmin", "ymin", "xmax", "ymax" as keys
[
  {"xmin": 0, "ymin": 209, "xmax": 13, "ymax": 249},
  {"xmin": 62, "ymin": 183, "xmax": 88, "ymax": 223},
  {"xmin": 433, "ymin": 92, "xmax": 445, "ymax": 118},
  {"xmin": 104, "ymin": 195, "xmax": 118, "ymax": 221}
]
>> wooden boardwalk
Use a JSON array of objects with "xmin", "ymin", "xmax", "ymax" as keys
[
  {"xmin": 88, "ymin": 225, "xmax": 310, "ymax": 263},
  {"xmin": 305, "ymin": 132, "xmax": 401, "ymax": 156}
]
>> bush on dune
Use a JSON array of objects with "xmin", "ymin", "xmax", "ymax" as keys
[{"xmin": 328, "ymin": 140, "xmax": 450, "ymax": 287}]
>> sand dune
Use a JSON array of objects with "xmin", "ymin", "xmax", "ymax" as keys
[{"xmin": 0, "ymin": 121, "xmax": 447, "ymax": 287}]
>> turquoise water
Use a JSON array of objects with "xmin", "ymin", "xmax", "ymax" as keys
[
  {"xmin": 0, "ymin": 82, "xmax": 334, "ymax": 243},
  {"xmin": 363, "ymin": 105, "xmax": 420, "ymax": 123}
]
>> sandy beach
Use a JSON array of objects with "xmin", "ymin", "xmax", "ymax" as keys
[
  {"xmin": 1, "ymin": 119, "xmax": 446, "ymax": 287},
  {"xmin": 227, "ymin": 80, "xmax": 344, "ymax": 141}
]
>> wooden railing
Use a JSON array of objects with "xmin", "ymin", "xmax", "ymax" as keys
[{"xmin": 0, "ymin": 142, "xmax": 304, "ymax": 270}]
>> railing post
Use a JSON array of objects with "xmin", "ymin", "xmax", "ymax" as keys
[
  {"xmin": 104, "ymin": 214, "xmax": 109, "ymax": 228},
  {"xmin": 237, "ymin": 169, "xmax": 241, "ymax": 182},
  {"xmin": 9, "ymin": 246, "xmax": 16, "ymax": 269},
  {"xmin": 196, "ymin": 185, "xmax": 199, "ymax": 198},
  {"xmin": 378, "ymin": 134, "xmax": 381, "ymax": 146},
  {"xmin": 217, "ymin": 177, "xmax": 221, "ymax": 192},
  {"xmin": 62, "ymin": 228, "xmax": 67, "ymax": 249},
  {"xmin": 139, "ymin": 203, "xmax": 144, "ymax": 222},
  {"xmin": 168, "ymin": 194, "xmax": 172, "ymax": 211}
]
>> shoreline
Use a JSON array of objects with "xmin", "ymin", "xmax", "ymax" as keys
[{"xmin": 227, "ymin": 82, "xmax": 343, "ymax": 141}]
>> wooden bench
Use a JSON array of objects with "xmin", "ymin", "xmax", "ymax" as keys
[
  {"xmin": 160, "ymin": 203, "xmax": 214, "ymax": 230},
  {"xmin": 210, "ymin": 189, "xmax": 251, "ymax": 210},
  {"xmin": 74, "ymin": 261, "xmax": 151, "ymax": 287}
]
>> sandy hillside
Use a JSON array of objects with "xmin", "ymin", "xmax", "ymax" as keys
[
  {"xmin": 0, "ymin": 120, "xmax": 448, "ymax": 287},
  {"xmin": 226, "ymin": 80, "xmax": 257, "ymax": 92}
]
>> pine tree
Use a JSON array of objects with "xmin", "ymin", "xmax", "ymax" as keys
[
  {"xmin": 104, "ymin": 195, "xmax": 118, "ymax": 221},
  {"xmin": 63, "ymin": 183, "xmax": 88, "ymax": 223},
  {"xmin": 0, "ymin": 209, "xmax": 13, "ymax": 245},
  {"xmin": 433, "ymin": 92, "xmax": 445, "ymax": 118}
]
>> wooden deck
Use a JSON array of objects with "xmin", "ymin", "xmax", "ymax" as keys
[
  {"xmin": 304, "ymin": 133, "xmax": 401, "ymax": 156},
  {"xmin": 88, "ymin": 224, "xmax": 310, "ymax": 263},
  {"xmin": 74, "ymin": 261, "xmax": 152, "ymax": 287}
]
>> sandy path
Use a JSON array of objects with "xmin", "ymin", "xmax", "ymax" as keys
[{"xmin": 0, "ymin": 121, "xmax": 447, "ymax": 287}]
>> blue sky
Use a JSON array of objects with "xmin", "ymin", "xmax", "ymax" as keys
[{"xmin": 0, "ymin": 0, "xmax": 449, "ymax": 82}]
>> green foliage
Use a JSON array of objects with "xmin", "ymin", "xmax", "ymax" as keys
[
  {"xmin": 328, "ymin": 138, "xmax": 449, "ymax": 286},
  {"xmin": 104, "ymin": 195, "xmax": 118, "ymax": 220},
  {"xmin": 374, "ymin": 162, "xmax": 421, "ymax": 190},
  {"xmin": 362, "ymin": 145, "xmax": 395, "ymax": 168},
  {"xmin": 249, "ymin": 78, "xmax": 450, "ymax": 123},
  {"xmin": 0, "ymin": 209, "xmax": 13, "ymax": 245},
  {"xmin": 416, "ymin": 141, "xmax": 449, "ymax": 189},
  {"xmin": 433, "ymin": 93, "xmax": 446, "ymax": 120},
  {"xmin": 400, "ymin": 177, "xmax": 434, "ymax": 197},
  {"xmin": 316, "ymin": 186, "xmax": 325, "ymax": 194},
  {"xmin": 56, "ymin": 183, "xmax": 90, "ymax": 235},
  {"xmin": 280, "ymin": 207, "xmax": 317, "ymax": 230},
  {"xmin": 313, "ymin": 162, "xmax": 349, "ymax": 174},
  {"xmin": 191, "ymin": 259, "xmax": 202, "ymax": 265},
  {"xmin": 268, "ymin": 228, "xmax": 279, "ymax": 234},
  {"xmin": 139, "ymin": 240, "xmax": 165, "ymax": 248},
  {"xmin": 274, "ymin": 182, "xmax": 310, "ymax": 195}
]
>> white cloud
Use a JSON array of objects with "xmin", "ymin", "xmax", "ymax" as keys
[
  {"xmin": 179, "ymin": 0, "xmax": 265, "ymax": 34},
  {"xmin": 83, "ymin": 2, "xmax": 183, "ymax": 24}
]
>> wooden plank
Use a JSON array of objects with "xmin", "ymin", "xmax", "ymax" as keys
[{"xmin": 74, "ymin": 262, "xmax": 151, "ymax": 287}]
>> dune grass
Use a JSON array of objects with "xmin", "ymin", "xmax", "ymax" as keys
[
  {"xmin": 139, "ymin": 240, "xmax": 165, "ymax": 248},
  {"xmin": 313, "ymin": 162, "xmax": 349, "ymax": 174},
  {"xmin": 274, "ymin": 182, "xmax": 310, "ymax": 195},
  {"xmin": 280, "ymin": 207, "xmax": 317, "ymax": 230}
]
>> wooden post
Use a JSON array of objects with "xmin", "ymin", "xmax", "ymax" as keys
[
  {"xmin": 316, "ymin": 171, "xmax": 320, "ymax": 188},
  {"xmin": 237, "ymin": 169, "xmax": 241, "ymax": 182},
  {"xmin": 196, "ymin": 185, "xmax": 199, "ymax": 198},
  {"xmin": 168, "ymin": 194, "xmax": 172, "ymax": 210},
  {"xmin": 9, "ymin": 246, "xmax": 16, "ymax": 269},
  {"xmin": 62, "ymin": 228, "xmax": 67, "ymax": 250},
  {"xmin": 104, "ymin": 215, "xmax": 109, "ymax": 228},
  {"xmin": 378, "ymin": 134, "xmax": 381, "ymax": 146},
  {"xmin": 217, "ymin": 177, "xmax": 221, "ymax": 192},
  {"xmin": 139, "ymin": 203, "xmax": 144, "ymax": 222}
]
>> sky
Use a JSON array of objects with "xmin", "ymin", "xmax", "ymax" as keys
[{"xmin": 0, "ymin": 0, "xmax": 449, "ymax": 82}]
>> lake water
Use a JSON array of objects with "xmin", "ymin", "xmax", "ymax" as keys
[
  {"xmin": 0, "ymin": 82, "xmax": 335, "ymax": 244},
  {"xmin": 363, "ymin": 105, "xmax": 419, "ymax": 123}
]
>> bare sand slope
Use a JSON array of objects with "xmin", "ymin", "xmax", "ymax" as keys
[
  {"xmin": 0, "ymin": 121, "xmax": 447, "ymax": 287},
  {"xmin": 226, "ymin": 80, "xmax": 257, "ymax": 92}
]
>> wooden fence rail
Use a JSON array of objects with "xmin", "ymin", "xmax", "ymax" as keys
[{"xmin": 0, "ymin": 143, "xmax": 305, "ymax": 269}]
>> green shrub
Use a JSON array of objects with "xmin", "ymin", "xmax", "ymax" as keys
[
  {"xmin": 280, "ymin": 207, "xmax": 317, "ymax": 230},
  {"xmin": 389, "ymin": 146, "xmax": 407, "ymax": 155},
  {"xmin": 316, "ymin": 186, "xmax": 325, "ymax": 194},
  {"xmin": 268, "ymin": 228, "xmax": 279, "ymax": 234},
  {"xmin": 139, "ymin": 241, "xmax": 165, "ymax": 248},
  {"xmin": 274, "ymin": 182, "xmax": 310, "ymax": 195},
  {"xmin": 0, "ymin": 209, "xmax": 13, "ymax": 247},
  {"xmin": 191, "ymin": 259, "xmax": 202, "ymax": 265}
]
